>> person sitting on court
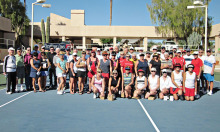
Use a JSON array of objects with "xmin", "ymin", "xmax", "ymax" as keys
[
  {"xmin": 133, "ymin": 69, "xmax": 148, "ymax": 99},
  {"xmin": 183, "ymin": 64, "xmax": 197, "ymax": 101},
  {"xmin": 170, "ymin": 63, "xmax": 184, "ymax": 100},
  {"xmin": 145, "ymin": 67, "xmax": 159, "ymax": 99},
  {"xmin": 91, "ymin": 68, "xmax": 105, "ymax": 99},
  {"xmin": 40, "ymin": 52, "xmax": 50, "ymax": 92},
  {"xmin": 108, "ymin": 70, "xmax": 121, "ymax": 97},
  {"xmin": 122, "ymin": 66, "xmax": 134, "ymax": 98},
  {"xmin": 159, "ymin": 69, "xmax": 171, "ymax": 99},
  {"xmin": 56, "ymin": 51, "xmax": 68, "ymax": 95}
]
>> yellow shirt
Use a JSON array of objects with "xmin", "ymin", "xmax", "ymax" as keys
[{"xmin": 129, "ymin": 58, "xmax": 138, "ymax": 65}]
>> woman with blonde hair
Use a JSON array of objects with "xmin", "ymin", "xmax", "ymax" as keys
[{"xmin": 92, "ymin": 68, "xmax": 105, "ymax": 99}]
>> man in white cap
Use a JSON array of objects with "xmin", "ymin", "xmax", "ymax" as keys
[
  {"xmin": 160, "ymin": 46, "xmax": 166, "ymax": 60},
  {"xmin": 3, "ymin": 47, "xmax": 16, "ymax": 94},
  {"xmin": 96, "ymin": 48, "xmax": 103, "ymax": 60},
  {"xmin": 31, "ymin": 44, "xmax": 41, "ymax": 59},
  {"xmin": 150, "ymin": 47, "xmax": 158, "ymax": 59},
  {"xmin": 137, "ymin": 48, "xmax": 145, "ymax": 60},
  {"xmin": 41, "ymin": 46, "xmax": 45, "ymax": 52},
  {"xmin": 183, "ymin": 49, "xmax": 194, "ymax": 71},
  {"xmin": 129, "ymin": 47, "xmax": 134, "ymax": 55}
]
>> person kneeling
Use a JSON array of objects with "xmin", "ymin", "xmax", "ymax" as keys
[
  {"xmin": 145, "ymin": 68, "xmax": 159, "ymax": 99},
  {"xmin": 159, "ymin": 69, "xmax": 171, "ymax": 99},
  {"xmin": 108, "ymin": 70, "xmax": 121, "ymax": 98},
  {"xmin": 91, "ymin": 68, "xmax": 105, "ymax": 99},
  {"xmin": 183, "ymin": 64, "xmax": 197, "ymax": 101},
  {"xmin": 133, "ymin": 69, "xmax": 148, "ymax": 99},
  {"xmin": 121, "ymin": 66, "xmax": 134, "ymax": 98}
]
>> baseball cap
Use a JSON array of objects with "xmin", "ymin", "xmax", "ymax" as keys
[
  {"xmin": 34, "ymin": 44, "xmax": 39, "ymax": 47},
  {"xmin": 153, "ymin": 47, "xmax": 157, "ymax": 50},
  {"xmin": 8, "ymin": 47, "xmax": 15, "ymax": 51},
  {"xmin": 97, "ymin": 48, "xmax": 101, "ymax": 51},
  {"xmin": 174, "ymin": 63, "xmax": 181, "ymax": 68},
  {"xmin": 153, "ymin": 53, "xmax": 158, "ymax": 57},
  {"xmin": 139, "ymin": 53, "xmax": 145, "ymax": 56},
  {"xmin": 207, "ymin": 49, "xmax": 211, "ymax": 52},
  {"xmin": 186, "ymin": 49, "xmax": 191, "ymax": 52},
  {"xmin": 109, "ymin": 47, "xmax": 113, "ymax": 50},
  {"xmin": 91, "ymin": 50, "xmax": 95, "ymax": 53},
  {"xmin": 126, "ymin": 54, "xmax": 130, "ymax": 57},
  {"xmin": 113, "ymin": 70, "xmax": 118, "ymax": 74},
  {"xmin": 72, "ymin": 53, "xmax": 77, "ymax": 56},
  {"xmin": 193, "ymin": 51, "xmax": 199, "ymax": 55},
  {"xmin": 82, "ymin": 51, "xmax": 86, "ymax": 54},
  {"xmin": 162, "ymin": 69, "xmax": 167, "ymax": 73},
  {"xmin": 125, "ymin": 66, "xmax": 130, "ymax": 70},
  {"xmin": 139, "ymin": 49, "xmax": 143, "ymax": 51},
  {"xmin": 177, "ymin": 50, "xmax": 181, "ymax": 53},
  {"xmin": 161, "ymin": 46, "xmax": 165, "ymax": 49},
  {"xmin": 151, "ymin": 67, "xmax": 157, "ymax": 72},
  {"xmin": 130, "ymin": 47, "xmax": 134, "ymax": 50},
  {"xmin": 187, "ymin": 64, "xmax": 194, "ymax": 69},
  {"xmin": 169, "ymin": 52, "xmax": 173, "ymax": 55},
  {"xmin": 41, "ymin": 46, "xmax": 45, "ymax": 49},
  {"xmin": 157, "ymin": 52, "xmax": 161, "ymax": 55},
  {"xmin": 138, "ymin": 69, "xmax": 144, "ymax": 72},
  {"xmin": 182, "ymin": 50, "xmax": 186, "ymax": 53},
  {"xmin": 17, "ymin": 47, "xmax": 21, "ymax": 50}
]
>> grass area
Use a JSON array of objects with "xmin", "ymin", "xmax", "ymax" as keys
[
  {"xmin": 214, "ymin": 71, "xmax": 220, "ymax": 81},
  {"xmin": 0, "ymin": 74, "xmax": 6, "ymax": 90}
]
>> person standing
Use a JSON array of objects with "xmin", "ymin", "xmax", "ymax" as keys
[
  {"xmin": 198, "ymin": 49, "xmax": 206, "ymax": 94},
  {"xmin": 53, "ymin": 48, "xmax": 61, "ymax": 89},
  {"xmin": 135, "ymin": 53, "xmax": 149, "ymax": 77},
  {"xmin": 87, "ymin": 50, "xmax": 99, "ymax": 94},
  {"xmin": 47, "ymin": 46, "xmax": 57, "ymax": 88},
  {"xmin": 56, "ymin": 51, "xmax": 68, "ymax": 95},
  {"xmin": 40, "ymin": 52, "xmax": 50, "ymax": 91},
  {"xmin": 130, "ymin": 53, "xmax": 138, "ymax": 65},
  {"xmin": 3, "ymin": 47, "xmax": 16, "ymax": 94},
  {"xmin": 31, "ymin": 44, "xmax": 41, "ymax": 59},
  {"xmin": 96, "ymin": 48, "xmax": 103, "ymax": 60},
  {"xmin": 69, "ymin": 53, "xmax": 78, "ymax": 94},
  {"xmin": 24, "ymin": 47, "xmax": 32, "ymax": 91},
  {"xmin": 150, "ymin": 53, "xmax": 161, "ymax": 76},
  {"xmin": 183, "ymin": 49, "xmax": 194, "ymax": 71},
  {"xmin": 121, "ymin": 54, "xmax": 134, "ymax": 74},
  {"xmin": 183, "ymin": 64, "xmax": 197, "ymax": 101},
  {"xmin": 129, "ymin": 47, "xmax": 134, "ymax": 56},
  {"xmin": 203, "ymin": 49, "xmax": 216, "ymax": 95},
  {"xmin": 109, "ymin": 47, "xmax": 114, "ymax": 59},
  {"xmin": 137, "ymin": 49, "xmax": 145, "ymax": 60},
  {"xmin": 191, "ymin": 51, "xmax": 203, "ymax": 98},
  {"xmin": 15, "ymin": 48, "xmax": 25, "ymax": 92},
  {"xmin": 160, "ymin": 46, "xmax": 166, "ymax": 60},
  {"xmin": 30, "ymin": 52, "xmax": 42, "ymax": 93},
  {"xmin": 41, "ymin": 46, "xmax": 45, "ymax": 53},
  {"xmin": 161, "ymin": 52, "xmax": 173, "ymax": 77},
  {"xmin": 172, "ymin": 50, "xmax": 185, "ymax": 72},
  {"xmin": 85, "ymin": 49, "xmax": 90, "ymax": 60}
]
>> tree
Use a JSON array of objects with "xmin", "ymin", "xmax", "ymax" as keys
[
  {"xmin": 0, "ymin": 0, "xmax": 30, "ymax": 47},
  {"xmin": 187, "ymin": 32, "xmax": 202, "ymax": 49},
  {"xmin": 147, "ymin": 0, "xmax": 212, "ymax": 44},
  {"xmin": 41, "ymin": 19, "xmax": 46, "ymax": 45},
  {"xmin": 46, "ymin": 16, "xmax": 50, "ymax": 43},
  {"xmin": 100, "ymin": 38, "xmax": 121, "ymax": 44}
]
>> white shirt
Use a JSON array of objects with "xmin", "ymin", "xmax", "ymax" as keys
[
  {"xmin": 97, "ymin": 55, "xmax": 103, "ymax": 60},
  {"xmin": 203, "ymin": 55, "xmax": 215, "ymax": 74},
  {"xmin": 170, "ymin": 71, "xmax": 183, "ymax": 88},
  {"xmin": 148, "ymin": 75, "xmax": 159, "ymax": 90},
  {"xmin": 137, "ymin": 76, "xmax": 146, "ymax": 90},
  {"xmin": 185, "ymin": 71, "xmax": 196, "ymax": 88},
  {"xmin": 160, "ymin": 53, "xmax": 165, "ymax": 60},
  {"xmin": 198, "ymin": 55, "xmax": 205, "ymax": 63},
  {"xmin": 160, "ymin": 76, "xmax": 172, "ymax": 91},
  {"xmin": 3, "ymin": 55, "xmax": 16, "ymax": 72},
  {"xmin": 183, "ymin": 55, "xmax": 194, "ymax": 68}
]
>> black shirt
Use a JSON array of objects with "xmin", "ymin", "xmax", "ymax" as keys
[
  {"xmin": 47, "ymin": 52, "xmax": 56, "ymax": 69},
  {"xmin": 150, "ymin": 60, "xmax": 161, "ymax": 76}
]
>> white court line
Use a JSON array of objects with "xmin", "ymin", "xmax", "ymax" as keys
[
  {"xmin": 137, "ymin": 99, "xmax": 160, "ymax": 132},
  {"xmin": 0, "ymin": 91, "xmax": 33, "ymax": 108}
]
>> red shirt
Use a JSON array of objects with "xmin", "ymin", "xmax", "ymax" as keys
[
  {"xmin": 191, "ymin": 58, "xmax": 203, "ymax": 75},
  {"xmin": 172, "ymin": 57, "xmax": 186, "ymax": 70},
  {"xmin": 121, "ymin": 60, "xmax": 134, "ymax": 73}
]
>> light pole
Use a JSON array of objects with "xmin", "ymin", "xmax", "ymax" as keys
[
  {"xmin": 187, "ymin": 1, "xmax": 208, "ymax": 55},
  {"xmin": 31, "ymin": 0, "xmax": 51, "ymax": 51}
]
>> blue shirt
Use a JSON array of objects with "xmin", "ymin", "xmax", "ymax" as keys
[{"xmin": 56, "ymin": 58, "xmax": 67, "ymax": 74}]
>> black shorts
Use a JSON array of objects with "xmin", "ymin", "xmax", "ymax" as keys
[
  {"xmin": 69, "ymin": 71, "xmax": 77, "ymax": 78},
  {"xmin": 77, "ymin": 71, "xmax": 86, "ymax": 78}
]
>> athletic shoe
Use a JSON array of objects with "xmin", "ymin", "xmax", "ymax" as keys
[
  {"xmin": 57, "ymin": 91, "xmax": 60, "ymax": 95},
  {"xmin": 206, "ymin": 90, "xmax": 209, "ymax": 94},
  {"xmin": 202, "ymin": 89, "xmax": 207, "ymax": 95},
  {"xmin": 20, "ymin": 85, "xmax": 24, "ymax": 92},
  {"xmin": 195, "ymin": 94, "xmax": 200, "ymax": 99},
  {"xmin": 6, "ymin": 92, "xmax": 12, "ymax": 94},
  {"xmin": 96, "ymin": 93, "xmax": 99, "ymax": 98},
  {"xmin": 208, "ymin": 91, "xmax": 212, "ymax": 96},
  {"xmin": 93, "ymin": 94, "xmax": 97, "ymax": 99}
]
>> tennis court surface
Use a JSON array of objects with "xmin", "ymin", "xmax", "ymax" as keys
[{"xmin": 0, "ymin": 80, "xmax": 219, "ymax": 132}]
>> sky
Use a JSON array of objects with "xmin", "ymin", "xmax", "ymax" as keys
[{"xmin": 22, "ymin": 0, "xmax": 220, "ymax": 26}]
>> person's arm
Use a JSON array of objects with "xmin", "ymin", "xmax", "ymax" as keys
[
  {"xmin": 110, "ymin": 60, "xmax": 112, "ymax": 75},
  {"xmin": 53, "ymin": 56, "xmax": 57, "ymax": 67},
  {"xmin": 3, "ymin": 56, "xmax": 7, "ymax": 75},
  {"xmin": 194, "ymin": 74, "xmax": 197, "ymax": 95},
  {"xmin": 182, "ymin": 72, "xmax": 186, "ymax": 93},
  {"xmin": 211, "ymin": 63, "xmax": 215, "ymax": 75},
  {"xmin": 70, "ymin": 62, "xmax": 75, "ymax": 76},
  {"xmin": 116, "ymin": 77, "xmax": 121, "ymax": 89},
  {"xmin": 141, "ymin": 77, "xmax": 148, "ymax": 90},
  {"xmin": 135, "ymin": 61, "xmax": 139, "ymax": 76},
  {"xmin": 108, "ymin": 77, "xmax": 112, "ymax": 95},
  {"xmin": 65, "ymin": 62, "xmax": 68, "ymax": 73},
  {"xmin": 148, "ymin": 78, "xmax": 151, "ymax": 90},
  {"xmin": 97, "ymin": 60, "xmax": 100, "ymax": 69},
  {"xmin": 114, "ymin": 60, "xmax": 118, "ymax": 70},
  {"xmin": 102, "ymin": 78, "xmax": 105, "ymax": 95},
  {"xmin": 87, "ymin": 58, "xmax": 91, "ymax": 71},
  {"xmin": 76, "ymin": 59, "xmax": 82, "ymax": 68},
  {"xmin": 149, "ymin": 62, "xmax": 152, "ymax": 72},
  {"xmin": 156, "ymin": 77, "xmax": 160, "ymax": 90},
  {"xmin": 129, "ymin": 73, "xmax": 134, "ymax": 86},
  {"xmin": 135, "ymin": 78, "xmax": 137, "ymax": 90},
  {"xmin": 171, "ymin": 72, "xmax": 180, "ymax": 88},
  {"xmin": 121, "ymin": 66, "xmax": 124, "ymax": 75},
  {"xmin": 30, "ymin": 59, "xmax": 40, "ymax": 71},
  {"xmin": 46, "ymin": 59, "xmax": 50, "ymax": 69}
]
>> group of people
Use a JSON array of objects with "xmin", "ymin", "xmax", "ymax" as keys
[{"xmin": 3, "ymin": 44, "xmax": 216, "ymax": 101}]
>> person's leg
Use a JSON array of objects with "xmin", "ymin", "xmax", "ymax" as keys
[
  {"xmin": 38, "ymin": 77, "xmax": 43, "ymax": 91},
  {"xmin": 58, "ymin": 77, "xmax": 64, "ymax": 91},
  {"xmin": 189, "ymin": 96, "xmax": 194, "ymax": 101},
  {"xmin": 88, "ymin": 78, "xmax": 92, "ymax": 93},
  {"xmin": 185, "ymin": 96, "xmax": 189, "ymax": 101},
  {"xmin": 81, "ymin": 77, "xmax": 85, "ymax": 93},
  {"xmin": 32, "ymin": 78, "xmax": 36, "ymax": 92},
  {"xmin": 206, "ymin": 80, "xmax": 209, "ymax": 92},
  {"xmin": 20, "ymin": 78, "xmax": 23, "ymax": 85},
  {"xmin": 78, "ymin": 77, "xmax": 82, "ymax": 93},
  {"xmin": 60, "ymin": 77, "xmax": 65, "ymax": 91},
  {"xmin": 49, "ymin": 68, "xmax": 53, "ymax": 86},
  {"xmin": 159, "ymin": 92, "xmax": 164, "ymax": 99},
  {"xmin": 145, "ymin": 92, "xmax": 151, "ymax": 99},
  {"xmin": 43, "ymin": 76, "xmax": 47, "ymax": 91},
  {"xmin": 53, "ymin": 69, "xmax": 57, "ymax": 86},
  {"xmin": 125, "ymin": 86, "xmax": 131, "ymax": 98},
  {"xmin": 69, "ymin": 78, "xmax": 74, "ymax": 94},
  {"xmin": 210, "ymin": 81, "xmax": 214, "ymax": 93},
  {"xmin": 173, "ymin": 94, "xmax": 178, "ymax": 100},
  {"xmin": 12, "ymin": 72, "xmax": 16, "ymax": 93},
  {"xmin": 6, "ymin": 73, "xmax": 11, "ymax": 93}
]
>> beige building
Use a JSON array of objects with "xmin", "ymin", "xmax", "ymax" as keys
[{"xmin": 25, "ymin": 10, "xmax": 220, "ymax": 53}]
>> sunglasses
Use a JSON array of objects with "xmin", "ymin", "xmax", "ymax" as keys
[
  {"xmin": 207, "ymin": 51, "xmax": 211, "ymax": 53},
  {"xmin": 162, "ymin": 72, "xmax": 167, "ymax": 74},
  {"xmin": 113, "ymin": 73, "xmax": 118, "ymax": 74},
  {"xmin": 199, "ymin": 52, "xmax": 203, "ymax": 53},
  {"xmin": 60, "ymin": 54, "xmax": 64, "ymax": 56},
  {"xmin": 27, "ymin": 50, "xmax": 30, "ymax": 51},
  {"xmin": 50, "ymin": 49, "xmax": 54, "ymax": 50},
  {"xmin": 103, "ymin": 55, "xmax": 107, "ymax": 56},
  {"xmin": 151, "ymin": 71, "xmax": 156, "ymax": 72},
  {"xmin": 97, "ymin": 72, "xmax": 102, "ymax": 73}
]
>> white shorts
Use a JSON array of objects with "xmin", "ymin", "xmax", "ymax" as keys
[{"xmin": 57, "ymin": 73, "xmax": 67, "ymax": 78}]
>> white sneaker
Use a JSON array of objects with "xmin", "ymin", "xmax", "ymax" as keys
[
  {"xmin": 57, "ymin": 91, "xmax": 60, "ymax": 94},
  {"xmin": 96, "ymin": 93, "xmax": 99, "ymax": 98},
  {"xmin": 20, "ymin": 85, "xmax": 24, "ymax": 92},
  {"xmin": 206, "ymin": 90, "xmax": 209, "ymax": 94},
  {"xmin": 208, "ymin": 91, "xmax": 212, "ymax": 96},
  {"xmin": 6, "ymin": 92, "xmax": 12, "ymax": 94},
  {"xmin": 93, "ymin": 94, "xmax": 97, "ymax": 99}
]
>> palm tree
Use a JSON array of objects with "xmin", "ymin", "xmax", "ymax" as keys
[
  {"xmin": 24, "ymin": 0, "xmax": 26, "ymax": 8},
  {"xmin": 110, "ymin": 0, "xmax": 112, "ymax": 26}
]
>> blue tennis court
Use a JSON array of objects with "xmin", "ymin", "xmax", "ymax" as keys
[{"xmin": 0, "ymin": 80, "xmax": 219, "ymax": 132}]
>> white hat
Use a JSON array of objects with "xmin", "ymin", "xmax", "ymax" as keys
[
  {"xmin": 151, "ymin": 67, "xmax": 157, "ymax": 72},
  {"xmin": 193, "ymin": 51, "xmax": 199, "ymax": 55},
  {"xmin": 177, "ymin": 50, "xmax": 181, "ymax": 53},
  {"xmin": 173, "ymin": 46, "xmax": 178, "ymax": 49},
  {"xmin": 153, "ymin": 47, "xmax": 157, "ymax": 50},
  {"xmin": 72, "ymin": 53, "xmax": 77, "ymax": 56},
  {"xmin": 97, "ymin": 48, "xmax": 101, "ymax": 51},
  {"xmin": 8, "ymin": 47, "xmax": 15, "ymax": 51},
  {"xmin": 34, "ymin": 44, "xmax": 39, "ymax": 47},
  {"xmin": 162, "ymin": 69, "xmax": 167, "ymax": 73},
  {"xmin": 157, "ymin": 52, "xmax": 161, "ymax": 55},
  {"xmin": 41, "ymin": 46, "xmax": 45, "ymax": 49},
  {"xmin": 130, "ymin": 47, "xmax": 134, "ymax": 50}
]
